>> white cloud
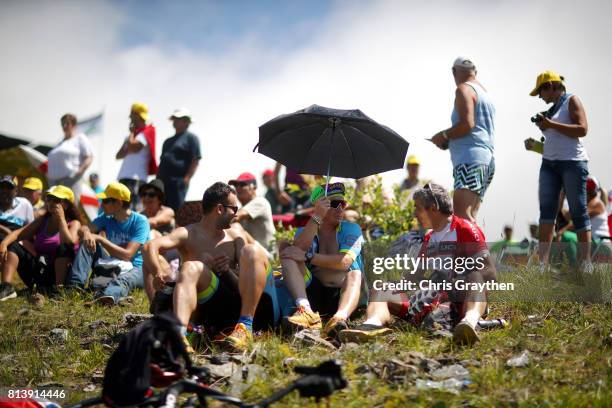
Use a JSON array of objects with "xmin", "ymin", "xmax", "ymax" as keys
[{"xmin": 1, "ymin": 0, "xmax": 611, "ymax": 240}]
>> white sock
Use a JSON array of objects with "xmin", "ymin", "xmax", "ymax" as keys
[
  {"xmin": 334, "ymin": 310, "xmax": 349, "ymax": 320},
  {"xmin": 296, "ymin": 298, "xmax": 312, "ymax": 311},
  {"xmin": 363, "ymin": 317, "xmax": 383, "ymax": 327},
  {"xmin": 462, "ymin": 309, "xmax": 481, "ymax": 328}
]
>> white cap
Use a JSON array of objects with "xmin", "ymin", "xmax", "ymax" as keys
[
  {"xmin": 453, "ymin": 56, "xmax": 476, "ymax": 70},
  {"xmin": 169, "ymin": 107, "xmax": 193, "ymax": 121}
]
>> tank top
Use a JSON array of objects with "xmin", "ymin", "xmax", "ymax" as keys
[
  {"xmin": 591, "ymin": 209, "xmax": 610, "ymax": 239},
  {"xmin": 449, "ymin": 81, "xmax": 495, "ymax": 167},
  {"xmin": 34, "ymin": 218, "xmax": 77, "ymax": 262},
  {"xmin": 542, "ymin": 94, "xmax": 589, "ymax": 161}
]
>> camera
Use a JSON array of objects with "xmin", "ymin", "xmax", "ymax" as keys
[{"xmin": 530, "ymin": 112, "xmax": 546, "ymax": 123}]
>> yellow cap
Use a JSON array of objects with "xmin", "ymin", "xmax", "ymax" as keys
[
  {"xmin": 407, "ymin": 155, "xmax": 420, "ymax": 166},
  {"xmin": 530, "ymin": 70, "xmax": 565, "ymax": 96},
  {"xmin": 46, "ymin": 185, "xmax": 75, "ymax": 203},
  {"xmin": 23, "ymin": 177, "xmax": 43, "ymax": 191},
  {"xmin": 97, "ymin": 182, "xmax": 131, "ymax": 202},
  {"xmin": 130, "ymin": 102, "xmax": 149, "ymax": 121}
]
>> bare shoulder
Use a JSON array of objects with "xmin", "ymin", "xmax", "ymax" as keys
[{"xmin": 456, "ymin": 83, "xmax": 477, "ymax": 97}]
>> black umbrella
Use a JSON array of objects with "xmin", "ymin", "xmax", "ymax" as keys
[{"xmin": 255, "ymin": 105, "xmax": 408, "ymax": 193}]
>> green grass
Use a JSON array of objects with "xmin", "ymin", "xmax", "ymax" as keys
[{"xmin": 1, "ymin": 268, "xmax": 611, "ymax": 407}]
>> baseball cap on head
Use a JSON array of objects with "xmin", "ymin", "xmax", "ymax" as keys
[
  {"xmin": 139, "ymin": 179, "xmax": 165, "ymax": 197},
  {"xmin": 310, "ymin": 182, "xmax": 346, "ymax": 203},
  {"xmin": 169, "ymin": 107, "xmax": 193, "ymax": 122},
  {"xmin": 263, "ymin": 169, "xmax": 274, "ymax": 177},
  {"xmin": 97, "ymin": 182, "xmax": 131, "ymax": 202},
  {"xmin": 0, "ymin": 175, "xmax": 16, "ymax": 187},
  {"xmin": 130, "ymin": 102, "xmax": 149, "ymax": 121},
  {"xmin": 530, "ymin": 70, "xmax": 565, "ymax": 96},
  {"xmin": 407, "ymin": 155, "xmax": 420, "ymax": 166},
  {"xmin": 229, "ymin": 172, "xmax": 257, "ymax": 186},
  {"xmin": 586, "ymin": 176, "xmax": 599, "ymax": 192},
  {"xmin": 46, "ymin": 185, "xmax": 75, "ymax": 203},
  {"xmin": 23, "ymin": 177, "xmax": 43, "ymax": 191},
  {"xmin": 453, "ymin": 56, "xmax": 476, "ymax": 70}
]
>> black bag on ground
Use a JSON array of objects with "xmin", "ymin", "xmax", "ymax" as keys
[
  {"xmin": 91, "ymin": 264, "xmax": 120, "ymax": 289},
  {"xmin": 102, "ymin": 311, "xmax": 192, "ymax": 406}
]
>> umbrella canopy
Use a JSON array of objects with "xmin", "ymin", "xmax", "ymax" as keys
[{"xmin": 256, "ymin": 105, "xmax": 408, "ymax": 180}]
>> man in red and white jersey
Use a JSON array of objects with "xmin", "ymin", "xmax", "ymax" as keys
[{"xmin": 340, "ymin": 183, "xmax": 496, "ymax": 345}]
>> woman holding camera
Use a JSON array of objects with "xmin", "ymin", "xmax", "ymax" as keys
[{"xmin": 530, "ymin": 71, "xmax": 591, "ymax": 271}]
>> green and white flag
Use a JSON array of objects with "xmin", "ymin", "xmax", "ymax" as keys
[{"xmin": 76, "ymin": 111, "xmax": 104, "ymax": 137}]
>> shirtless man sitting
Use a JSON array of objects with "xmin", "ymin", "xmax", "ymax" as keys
[
  {"xmin": 143, "ymin": 182, "xmax": 276, "ymax": 351},
  {"xmin": 280, "ymin": 182, "xmax": 364, "ymax": 339}
]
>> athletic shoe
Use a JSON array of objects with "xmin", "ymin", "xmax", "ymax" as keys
[
  {"xmin": 452, "ymin": 321, "xmax": 480, "ymax": 345},
  {"xmin": 338, "ymin": 324, "xmax": 392, "ymax": 343},
  {"xmin": 94, "ymin": 295, "xmax": 116, "ymax": 306},
  {"xmin": 287, "ymin": 306, "xmax": 322, "ymax": 330},
  {"xmin": 181, "ymin": 334, "xmax": 195, "ymax": 354},
  {"xmin": 322, "ymin": 316, "xmax": 348, "ymax": 339},
  {"xmin": 224, "ymin": 323, "xmax": 253, "ymax": 351},
  {"xmin": 0, "ymin": 283, "xmax": 17, "ymax": 301}
]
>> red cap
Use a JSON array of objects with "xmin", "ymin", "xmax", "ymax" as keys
[
  {"xmin": 586, "ymin": 176, "xmax": 598, "ymax": 192},
  {"xmin": 229, "ymin": 172, "xmax": 256, "ymax": 185},
  {"xmin": 263, "ymin": 169, "xmax": 274, "ymax": 177}
]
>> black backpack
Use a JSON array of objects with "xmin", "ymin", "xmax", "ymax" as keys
[{"xmin": 102, "ymin": 312, "xmax": 192, "ymax": 406}]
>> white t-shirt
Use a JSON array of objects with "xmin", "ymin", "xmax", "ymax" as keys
[
  {"xmin": 0, "ymin": 197, "xmax": 34, "ymax": 230},
  {"xmin": 240, "ymin": 196, "xmax": 276, "ymax": 251},
  {"xmin": 47, "ymin": 133, "xmax": 93, "ymax": 180},
  {"xmin": 117, "ymin": 132, "xmax": 150, "ymax": 181}
]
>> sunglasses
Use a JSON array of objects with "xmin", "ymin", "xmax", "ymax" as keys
[
  {"xmin": 423, "ymin": 183, "xmax": 440, "ymax": 210},
  {"xmin": 330, "ymin": 200, "xmax": 346, "ymax": 209},
  {"xmin": 140, "ymin": 191, "xmax": 159, "ymax": 198},
  {"xmin": 102, "ymin": 198, "xmax": 118, "ymax": 204},
  {"xmin": 222, "ymin": 204, "xmax": 239, "ymax": 214}
]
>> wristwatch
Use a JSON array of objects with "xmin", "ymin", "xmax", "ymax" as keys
[
  {"xmin": 311, "ymin": 214, "xmax": 322, "ymax": 225},
  {"xmin": 305, "ymin": 251, "xmax": 314, "ymax": 263}
]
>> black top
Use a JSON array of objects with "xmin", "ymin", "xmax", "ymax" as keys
[{"xmin": 157, "ymin": 131, "xmax": 202, "ymax": 178}]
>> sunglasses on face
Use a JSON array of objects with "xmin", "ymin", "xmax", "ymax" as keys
[
  {"xmin": 140, "ymin": 191, "xmax": 159, "ymax": 198},
  {"xmin": 222, "ymin": 204, "xmax": 239, "ymax": 214},
  {"xmin": 330, "ymin": 200, "xmax": 346, "ymax": 209},
  {"xmin": 102, "ymin": 198, "xmax": 118, "ymax": 204}
]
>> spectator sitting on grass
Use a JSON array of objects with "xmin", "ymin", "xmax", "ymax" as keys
[
  {"xmin": 280, "ymin": 182, "xmax": 364, "ymax": 340},
  {"xmin": 139, "ymin": 179, "xmax": 175, "ymax": 239},
  {"xmin": 66, "ymin": 182, "xmax": 150, "ymax": 305},
  {"xmin": 143, "ymin": 182, "xmax": 277, "ymax": 352},
  {"xmin": 339, "ymin": 183, "xmax": 497, "ymax": 346},
  {"xmin": 229, "ymin": 172, "xmax": 276, "ymax": 255},
  {"xmin": 0, "ymin": 186, "xmax": 81, "ymax": 299},
  {"xmin": 21, "ymin": 177, "xmax": 45, "ymax": 217}
]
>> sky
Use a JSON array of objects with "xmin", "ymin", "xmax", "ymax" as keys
[{"xmin": 1, "ymin": 0, "xmax": 611, "ymax": 240}]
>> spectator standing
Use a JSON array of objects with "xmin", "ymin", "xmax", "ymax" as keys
[
  {"xmin": 529, "ymin": 71, "xmax": 592, "ymax": 271},
  {"xmin": 89, "ymin": 173, "xmax": 104, "ymax": 195},
  {"xmin": 47, "ymin": 113, "xmax": 93, "ymax": 201},
  {"xmin": 399, "ymin": 155, "xmax": 428, "ymax": 200},
  {"xmin": 157, "ymin": 108, "xmax": 201, "ymax": 212},
  {"xmin": 431, "ymin": 57, "xmax": 496, "ymax": 223},
  {"xmin": 116, "ymin": 102, "xmax": 157, "ymax": 209}
]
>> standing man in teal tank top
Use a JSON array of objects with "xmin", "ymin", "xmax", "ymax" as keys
[{"xmin": 431, "ymin": 57, "xmax": 496, "ymax": 223}]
